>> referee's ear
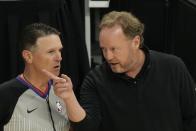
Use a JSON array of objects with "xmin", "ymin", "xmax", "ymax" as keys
[{"xmin": 22, "ymin": 50, "xmax": 33, "ymax": 64}]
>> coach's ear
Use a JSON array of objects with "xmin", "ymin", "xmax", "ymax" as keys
[
  {"xmin": 22, "ymin": 50, "xmax": 33, "ymax": 63},
  {"xmin": 132, "ymin": 35, "xmax": 140, "ymax": 49}
]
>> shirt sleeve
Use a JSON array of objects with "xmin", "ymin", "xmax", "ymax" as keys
[
  {"xmin": 71, "ymin": 74, "xmax": 101, "ymax": 131},
  {"xmin": 178, "ymin": 58, "xmax": 196, "ymax": 130},
  {"xmin": 0, "ymin": 85, "xmax": 11, "ymax": 127}
]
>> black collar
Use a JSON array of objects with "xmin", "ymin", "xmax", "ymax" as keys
[{"xmin": 107, "ymin": 45, "xmax": 151, "ymax": 81}]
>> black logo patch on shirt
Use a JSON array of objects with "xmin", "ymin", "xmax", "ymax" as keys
[{"xmin": 27, "ymin": 107, "xmax": 38, "ymax": 113}]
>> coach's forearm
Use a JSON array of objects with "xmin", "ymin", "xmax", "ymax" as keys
[{"xmin": 64, "ymin": 91, "xmax": 86, "ymax": 122}]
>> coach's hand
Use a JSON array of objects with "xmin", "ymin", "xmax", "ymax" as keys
[
  {"xmin": 42, "ymin": 69, "xmax": 86, "ymax": 122},
  {"xmin": 42, "ymin": 69, "xmax": 74, "ymax": 100}
]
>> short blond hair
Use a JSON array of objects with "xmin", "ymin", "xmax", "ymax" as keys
[{"xmin": 99, "ymin": 11, "xmax": 144, "ymax": 46}]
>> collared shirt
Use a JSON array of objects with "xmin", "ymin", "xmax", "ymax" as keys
[
  {"xmin": 72, "ymin": 46, "xmax": 196, "ymax": 131},
  {"xmin": 0, "ymin": 76, "xmax": 69, "ymax": 131}
]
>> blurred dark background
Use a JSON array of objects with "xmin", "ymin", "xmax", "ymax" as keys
[{"xmin": 0, "ymin": 0, "xmax": 196, "ymax": 90}]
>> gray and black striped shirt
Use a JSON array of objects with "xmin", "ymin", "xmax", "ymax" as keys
[{"xmin": 0, "ymin": 76, "xmax": 69, "ymax": 131}]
